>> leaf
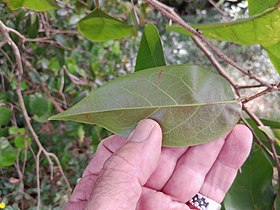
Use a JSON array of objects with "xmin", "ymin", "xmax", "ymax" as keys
[
  {"xmin": 2, "ymin": 0, "xmax": 59, "ymax": 11},
  {"xmin": 49, "ymin": 64, "xmax": 241, "ymax": 147},
  {"xmin": 13, "ymin": 136, "xmax": 25, "ymax": 149},
  {"xmin": 265, "ymin": 43, "xmax": 280, "ymax": 73},
  {"xmin": 26, "ymin": 13, "xmax": 39, "ymax": 38},
  {"xmin": 167, "ymin": 8, "xmax": 280, "ymax": 47},
  {"xmin": 223, "ymin": 145, "xmax": 276, "ymax": 210},
  {"xmin": 167, "ymin": 7, "xmax": 280, "ymax": 74},
  {"xmin": 1, "ymin": 0, "xmax": 24, "ymax": 10},
  {"xmin": 0, "ymin": 138, "xmax": 17, "ymax": 168},
  {"xmin": 247, "ymin": 0, "xmax": 278, "ymax": 16},
  {"xmin": 260, "ymin": 118, "xmax": 280, "ymax": 128},
  {"xmin": 78, "ymin": 8, "xmax": 133, "ymax": 42},
  {"xmin": 0, "ymin": 107, "xmax": 12, "ymax": 126},
  {"xmin": 259, "ymin": 126, "xmax": 280, "ymax": 146},
  {"xmin": 135, "ymin": 23, "xmax": 166, "ymax": 71},
  {"xmin": 29, "ymin": 94, "xmax": 52, "ymax": 117},
  {"xmin": 22, "ymin": 0, "xmax": 59, "ymax": 11},
  {"xmin": 274, "ymin": 193, "xmax": 280, "ymax": 210}
]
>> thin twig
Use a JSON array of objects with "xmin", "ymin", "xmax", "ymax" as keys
[
  {"xmin": 242, "ymin": 88, "xmax": 274, "ymax": 104},
  {"xmin": 208, "ymin": 0, "xmax": 230, "ymax": 18},
  {"xmin": 238, "ymin": 84, "xmax": 269, "ymax": 89}
]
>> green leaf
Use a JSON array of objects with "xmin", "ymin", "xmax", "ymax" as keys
[
  {"xmin": 49, "ymin": 64, "xmax": 241, "ymax": 147},
  {"xmin": 13, "ymin": 136, "xmax": 25, "ymax": 149},
  {"xmin": 247, "ymin": 0, "xmax": 278, "ymax": 16},
  {"xmin": 274, "ymin": 193, "xmax": 280, "ymax": 210},
  {"xmin": 26, "ymin": 13, "xmax": 39, "ymax": 38},
  {"xmin": 167, "ymin": 7, "xmax": 280, "ymax": 74},
  {"xmin": 259, "ymin": 126, "xmax": 280, "ymax": 146},
  {"xmin": 0, "ymin": 107, "xmax": 12, "ymax": 126},
  {"xmin": 29, "ymin": 94, "xmax": 52, "ymax": 117},
  {"xmin": 9, "ymin": 126, "xmax": 25, "ymax": 135},
  {"xmin": 2, "ymin": 0, "xmax": 59, "ymax": 11},
  {"xmin": 167, "ymin": 8, "xmax": 280, "ymax": 47},
  {"xmin": 78, "ymin": 8, "xmax": 133, "ymax": 42},
  {"xmin": 265, "ymin": 43, "xmax": 280, "ymax": 74},
  {"xmin": 0, "ymin": 138, "xmax": 17, "ymax": 168},
  {"xmin": 22, "ymin": 0, "xmax": 59, "ymax": 11},
  {"xmin": 223, "ymin": 145, "xmax": 276, "ymax": 210},
  {"xmin": 135, "ymin": 23, "xmax": 166, "ymax": 71},
  {"xmin": 260, "ymin": 118, "xmax": 280, "ymax": 128},
  {"xmin": 1, "ymin": 0, "xmax": 24, "ymax": 10}
]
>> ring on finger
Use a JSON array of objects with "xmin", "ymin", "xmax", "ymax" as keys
[{"xmin": 187, "ymin": 193, "xmax": 221, "ymax": 210}]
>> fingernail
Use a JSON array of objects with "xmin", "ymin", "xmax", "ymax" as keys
[{"xmin": 128, "ymin": 120, "xmax": 155, "ymax": 142}]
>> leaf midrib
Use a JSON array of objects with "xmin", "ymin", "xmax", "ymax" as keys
[{"xmin": 52, "ymin": 99, "xmax": 239, "ymax": 118}]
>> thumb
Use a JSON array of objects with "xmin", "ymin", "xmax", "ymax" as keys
[{"xmin": 85, "ymin": 119, "xmax": 162, "ymax": 210}]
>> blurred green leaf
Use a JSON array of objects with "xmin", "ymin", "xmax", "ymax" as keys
[
  {"xmin": 26, "ymin": 13, "xmax": 39, "ymax": 38},
  {"xmin": 49, "ymin": 64, "xmax": 241, "ymax": 147},
  {"xmin": 0, "ymin": 138, "xmax": 17, "ymax": 168},
  {"xmin": 167, "ymin": 7, "xmax": 280, "ymax": 74},
  {"xmin": 22, "ymin": 0, "xmax": 59, "ymax": 11},
  {"xmin": 13, "ymin": 136, "xmax": 25, "ymax": 149},
  {"xmin": 247, "ymin": 0, "xmax": 277, "ymax": 16},
  {"xmin": 2, "ymin": 0, "xmax": 59, "ymax": 11},
  {"xmin": 259, "ymin": 126, "xmax": 280, "ymax": 146},
  {"xmin": 167, "ymin": 7, "xmax": 280, "ymax": 47},
  {"xmin": 0, "ymin": 107, "xmax": 12, "ymax": 126},
  {"xmin": 1, "ymin": 0, "xmax": 23, "ymax": 10},
  {"xmin": 78, "ymin": 8, "xmax": 133, "ymax": 42},
  {"xmin": 265, "ymin": 43, "xmax": 280, "ymax": 74},
  {"xmin": 9, "ymin": 126, "xmax": 25, "ymax": 135},
  {"xmin": 135, "ymin": 23, "xmax": 166, "ymax": 71},
  {"xmin": 224, "ymin": 145, "xmax": 276, "ymax": 210},
  {"xmin": 260, "ymin": 118, "xmax": 280, "ymax": 128},
  {"xmin": 274, "ymin": 192, "xmax": 280, "ymax": 210},
  {"xmin": 29, "ymin": 94, "xmax": 52, "ymax": 117}
]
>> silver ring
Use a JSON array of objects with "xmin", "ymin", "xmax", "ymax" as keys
[{"xmin": 188, "ymin": 193, "xmax": 221, "ymax": 210}]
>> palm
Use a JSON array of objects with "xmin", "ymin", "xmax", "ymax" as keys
[{"xmin": 66, "ymin": 125, "xmax": 252, "ymax": 210}]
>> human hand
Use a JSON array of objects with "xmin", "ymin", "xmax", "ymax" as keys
[{"xmin": 65, "ymin": 119, "xmax": 252, "ymax": 210}]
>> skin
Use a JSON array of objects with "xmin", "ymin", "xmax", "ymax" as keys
[{"xmin": 65, "ymin": 119, "xmax": 252, "ymax": 210}]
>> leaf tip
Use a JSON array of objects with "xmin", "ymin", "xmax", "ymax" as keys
[{"xmin": 48, "ymin": 114, "xmax": 62, "ymax": 121}]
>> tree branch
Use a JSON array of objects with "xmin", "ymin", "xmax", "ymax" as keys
[{"xmin": 242, "ymin": 88, "xmax": 275, "ymax": 104}]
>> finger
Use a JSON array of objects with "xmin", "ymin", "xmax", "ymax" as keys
[
  {"xmin": 66, "ymin": 135, "xmax": 126, "ymax": 209},
  {"xmin": 162, "ymin": 134, "xmax": 227, "ymax": 202},
  {"xmin": 145, "ymin": 147, "xmax": 188, "ymax": 190},
  {"xmin": 65, "ymin": 175, "xmax": 98, "ymax": 210},
  {"xmin": 137, "ymin": 187, "xmax": 190, "ymax": 210},
  {"xmin": 85, "ymin": 119, "xmax": 162, "ymax": 210},
  {"xmin": 83, "ymin": 135, "xmax": 127, "ymax": 176},
  {"xmin": 199, "ymin": 125, "xmax": 252, "ymax": 203}
]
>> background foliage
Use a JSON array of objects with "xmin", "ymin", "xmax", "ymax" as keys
[{"xmin": 0, "ymin": 0, "xmax": 280, "ymax": 209}]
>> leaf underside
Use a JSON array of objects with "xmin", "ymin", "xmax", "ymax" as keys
[{"xmin": 49, "ymin": 65, "xmax": 241, "ymax": 147}]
